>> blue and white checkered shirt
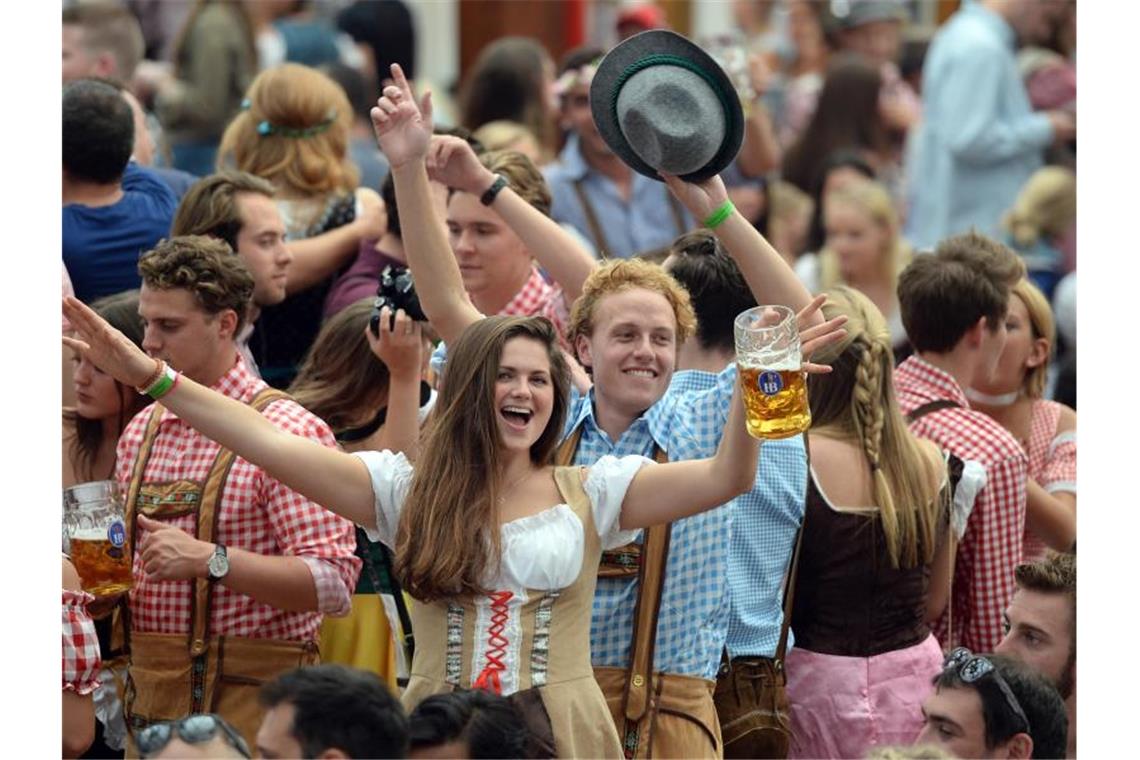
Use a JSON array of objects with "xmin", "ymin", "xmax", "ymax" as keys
[
  {"xmin": 564, "ymin": 365, "xmax": 805, "ymax": 678},
  {"xmin": 673, "ymin": 371, "xmax": 808, "ymax": 660}
]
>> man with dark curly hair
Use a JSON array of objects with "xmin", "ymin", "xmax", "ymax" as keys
[{"xmin": 103, "ymin": 237, "xmax": 360, "ymax": 752}]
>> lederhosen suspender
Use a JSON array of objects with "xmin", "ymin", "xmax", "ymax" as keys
[
  {"xmin": 556, "ymin": 426, "xmax": 671, "ymax": 753},
  {"xmin": 571, "ymin": 178, "xmax": 686, "ymax": 261},
  {"xmin": 906, "ymin": 399, "xmax": 961, "ymax": 423},
  {"xmin": 905, "ymin": 398, "xmax": 963, "ymax": 651},
  {"xmin": 116, "ymin": 387, "xmax": 288, "ymax": 712}
]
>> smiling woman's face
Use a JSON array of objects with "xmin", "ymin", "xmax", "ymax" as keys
[{"xmin": 493, "ymin": 336, "xmax": 555, "ymax": 452}]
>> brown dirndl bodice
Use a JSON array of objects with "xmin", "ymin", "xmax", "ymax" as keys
[{"xmin": 401, "ymin": 465, "xmax": 623, "ymax": 758}]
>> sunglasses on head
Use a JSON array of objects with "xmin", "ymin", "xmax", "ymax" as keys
[
  {"xmin": 942, "ymin": 647, "xmax": 1031, "ymax": 735},
  {"xmin": 136, "ymin": 713, "xmax": 252, "ymax": 759}
]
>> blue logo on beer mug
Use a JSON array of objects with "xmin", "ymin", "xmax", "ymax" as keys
[
  {"xmin": 108, "ymin": 520, "xmax": 127, "ymax": 548},
  {"xmin": 758, "ymin": 371, "xmax": 783, "ymax": 396}
]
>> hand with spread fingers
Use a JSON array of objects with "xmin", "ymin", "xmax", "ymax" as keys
[
  {"xmin": 426, "ymin": 135, "xmax": 497, "ymax": 196},
  {"xmin": 370, "ymin": 63, "xmax": 433, "ymax": 170},
  {"xmin": 796, "ymin": 294, "xmax": 848, "ymax": 374},
  {"xmin": 366, "ymin": 307, "xmax": 424, "ymax": 382},
  {"xmin": 62, "ymin": 296, "xmax": 156, "ymax": 389}
]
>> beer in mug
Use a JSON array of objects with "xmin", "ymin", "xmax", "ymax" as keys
[
  {"xmin": 734, "ymin": 306, "xmax": 811, "ymax": 440},
  {"xmin": 63, "ymin": 481, "xmax": 133, "ymax": 597}
]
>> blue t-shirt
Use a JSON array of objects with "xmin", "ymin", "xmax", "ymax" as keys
[{"xmin": 63, "ymin": 163, "xmax": 178, "ymax": 303}]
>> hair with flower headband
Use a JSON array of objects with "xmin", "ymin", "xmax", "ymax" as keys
[
  {"xmin": 241, "ymin": 98, "xmax": 338, "ymax": 139},
  {"xmin": 219, "ymin": 63, "xmax": 358, "ymax": 195},
  {"xmin": 553, "ymin": 57, "xmax": 602, "ymax": 99}
]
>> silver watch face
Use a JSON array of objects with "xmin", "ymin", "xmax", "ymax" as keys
[{"xmin": 207, "ymin": 548, "xmax": 229, "ymax": 579}]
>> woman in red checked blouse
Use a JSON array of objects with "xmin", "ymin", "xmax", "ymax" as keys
[
  {"xmin": 968, "ymin": 278, "xmax": 1076, "ymax": 563},
  {"xmin": 63, "ymin": 556, "xmax": 100, "ymax": 758}
]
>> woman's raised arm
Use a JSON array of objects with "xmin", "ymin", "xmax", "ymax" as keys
[
  {"xmin": 62, "ymin": 297, "xmax": 379, "ymax": 531},
  {"xmin": 371, "ymin": 64, "xmax": 482, "ymax": 346}
]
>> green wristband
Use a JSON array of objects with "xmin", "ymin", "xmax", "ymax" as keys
[
  {"xmin": 702, "ymin": 199, "xmax": 735, "ymax": 229},
  {"xmin": 145, "ymin": 365, "xmax": 178, "ymax": 400}
]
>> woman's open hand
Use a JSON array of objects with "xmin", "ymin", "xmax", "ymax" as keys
[
  {"xmin": 370, "ymin": 63, "xmax": 433, "ymax": 170},
  {"xmin": 62, "ymin": 296, "xmax": 155, "ymax": 388}
]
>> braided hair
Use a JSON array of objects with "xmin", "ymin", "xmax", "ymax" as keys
[{"xmin": 807, "ymin": 285, "xmax": 944, "ymax": 567}]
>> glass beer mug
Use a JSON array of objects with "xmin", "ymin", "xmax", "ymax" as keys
[
  {"xmin": 63, "ymin": 480, "xmax": 133, "ymax": 597},
  {"xmin": 734, "ymin": 305, "xmax": 811, "ymax": 439}
]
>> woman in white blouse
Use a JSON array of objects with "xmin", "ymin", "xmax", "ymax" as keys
[{"xmin": 63, "ymin": 296, "xmax": 761, "ymax": 758}]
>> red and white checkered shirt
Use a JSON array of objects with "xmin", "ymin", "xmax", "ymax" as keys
[
  {"xmin": 500, "ymin": 266, "xmax": 570, "ymax": 345},
  {"xmin": 894, "ymin": 356, "xmax": 1028, "ymax": 653},
  {"xmin": 1022, "ymin": 399, "xmax": 1077, "ymax": 564},
  {"xmin": 115, "ymin": 356, "xmax": 361, "ymax": 642},
  {"xmin": 63, "ymin": 588, "xmax": 101, "ymax": 695}
]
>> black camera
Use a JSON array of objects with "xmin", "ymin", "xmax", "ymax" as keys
[{"xmin": 369, "ymin": 265, "xmax": 428, "ymax": 336}]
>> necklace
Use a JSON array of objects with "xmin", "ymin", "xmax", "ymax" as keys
[{"xmin": 497, "ymin": 471, "xmax": 531, "ymax": 505}]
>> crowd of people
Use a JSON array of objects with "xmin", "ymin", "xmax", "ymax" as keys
[{"xmin": 61, "ymin": 1, "xmax": 1077, "ymax": 758}]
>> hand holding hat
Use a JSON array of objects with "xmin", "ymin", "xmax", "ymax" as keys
[
  {"xmin": 370, "ymin": 63, "xmax": 434, "ymax": 170},
  {"xmin": 590, "ymin": 30, "xmax": 744, "ymax": 183}
]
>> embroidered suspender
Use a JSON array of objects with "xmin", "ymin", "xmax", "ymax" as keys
[{"xmin": 115, "ymin": 387, "xmax": 289, "ymax": 702}]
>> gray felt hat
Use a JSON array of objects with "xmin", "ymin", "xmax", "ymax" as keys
[{"xmin": 590, "ymin": 29, "xmax": 744, "ymax": 183}]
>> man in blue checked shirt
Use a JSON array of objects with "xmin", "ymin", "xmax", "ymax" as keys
[
  {"xmin": 664, "ymin": 231, "xmax": 807, "ymax": 662},
  {"xmin": 556, "ymin": 171, "xmax": 838, "ymax": 757},
  {"xmin": 375, "ymin": 86, "xmax": 844, "ymax": 755},
  {"xmin": 663, "ymin": 232, "xmax": 807, "ymax": 757}
]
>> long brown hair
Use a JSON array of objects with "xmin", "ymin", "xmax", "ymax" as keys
[
  {"xmin": 64, "ymin": 291, "xmax": 150, "ymax": 481},
  {"xmin": 394, "ymin": 316, "xmax": 570, "ymax": 601},
  {"xmin": 289, "ymin": 298, "xmax": 391, "ymax": 432},
  {"xmin": 807, "ymin": 286, "xmax": 944, "ymax": 568},
  {"xmin": 782, "ymin": 54, "xmax": 888, "ymax": 194}
]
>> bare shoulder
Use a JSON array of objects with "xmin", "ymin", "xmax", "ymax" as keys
[
  {"xmin": 62, "ymin": 556, "xmax": 81, "ymax": 591},
  {"xmin": 915, "ymin": 438, "xmax": 947, "ymax": 488},
  {"xmin": 1054, "ymin": 403, "xmax": 1076, "ymax": 435}
]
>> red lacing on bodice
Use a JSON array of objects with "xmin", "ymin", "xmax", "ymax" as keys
[{"xmin": 472, "ymin": 590, "xmax": 514, "ymax": 694}]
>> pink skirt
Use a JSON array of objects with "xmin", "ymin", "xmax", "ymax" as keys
[{"xmin": 786, "ymin": 633, "xmax": 943, "ymax": 759}]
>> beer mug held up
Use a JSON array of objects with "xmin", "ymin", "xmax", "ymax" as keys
[
  {"xmin": 63, "ymin": 481, "xmax": 133, "ymax": 597},
  {"xmin": 734, "ymin": 305, "xmax": 811, "ymax": 440}
]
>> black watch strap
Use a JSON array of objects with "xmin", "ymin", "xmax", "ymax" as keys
[
  {"xmin": 207, "ymin": 544, "xmax": 229, "ymax": 582},
  {"xmin": 480, "ymin": 174, "xmax": 508, "ymax": 206}
]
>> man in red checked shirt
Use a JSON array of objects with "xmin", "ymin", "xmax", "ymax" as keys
[
  {"xmin": 894, "ymin": 232, "xmax": 1029, "ymax": 653},
  {"xmin": 103, "ymin": 236, "xmax": 360, "ymax": 754}
]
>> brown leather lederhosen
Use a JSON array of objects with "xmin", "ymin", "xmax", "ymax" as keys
[
  {"xmin": 111, "ymin": 388, "xmax": 319, "ymax": 756},
  {"xmin": 571, "ymin": 177, "xmax": 687, "ymax": 261},
  {"xmin": 557, "ymin": 427, "xmax": 722, "ymax": 758}
]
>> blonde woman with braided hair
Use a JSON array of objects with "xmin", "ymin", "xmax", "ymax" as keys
[{"xmin": 785, "ymin": 285, "xmax": 958, "ymax": 759}]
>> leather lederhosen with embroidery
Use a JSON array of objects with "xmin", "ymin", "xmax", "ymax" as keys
[
  {"xmin": 111, "ymin": 388, "xmax": 319, "ymax": 756},
  {"xmin": 557, "ymin": 428, "xmax": 721, "ymax": 758}
]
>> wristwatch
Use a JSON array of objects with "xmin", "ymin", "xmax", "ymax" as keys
[
  {"xmin": 480, "ymin": 174, "xmax": 508, "ymax": 206},
  {"xmin": 206, "ymin": 544, "xmax": 230, "ymax": 583}
]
